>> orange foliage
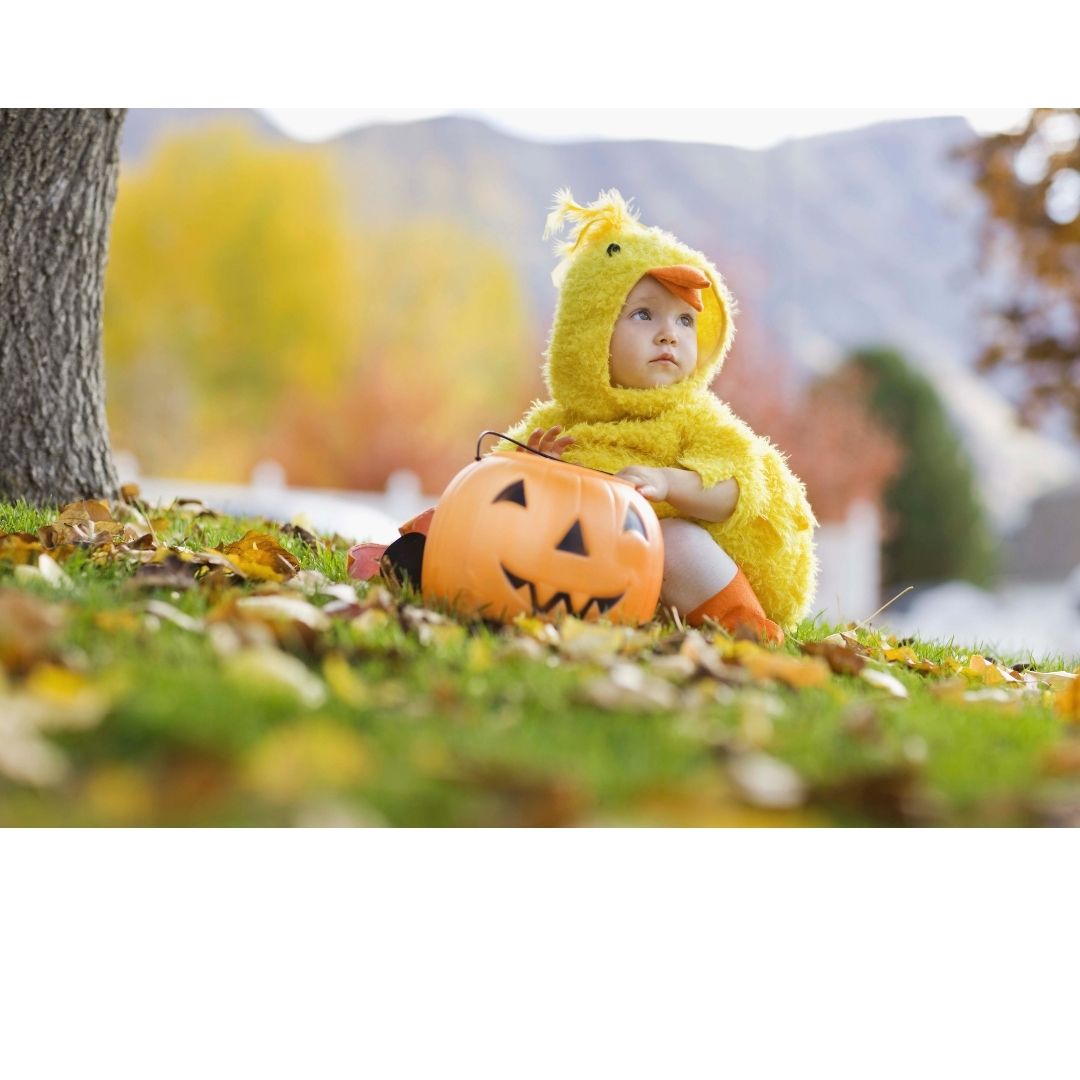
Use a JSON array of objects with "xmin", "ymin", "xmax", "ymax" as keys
[{"xmin": 269, "ymin": 222, "xmax": 537, "ymax": 493}]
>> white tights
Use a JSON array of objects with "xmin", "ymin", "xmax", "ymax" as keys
[{"xmin": 659, "ymin": 518, "xmax": 738, "ymax": 617}]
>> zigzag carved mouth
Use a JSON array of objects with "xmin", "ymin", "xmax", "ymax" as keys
[{"xmin": 502, "ymin": 565, "xmax": 624, "ymax": 619}]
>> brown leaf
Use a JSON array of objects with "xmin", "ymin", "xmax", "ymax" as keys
[
  {"xmin": 449, "ymin": 757, "xmax": 586, "ymax": 827},
  {"xmin": 1043, "ymin": 740, "xmax": 1080, "ymax": 776},
  {"xmin": 0, "ymin": 589, "xmax": 66, "ymax": 673},
  {"xmin": 280, "ymin": 523, "xmax": 320, "ymax": 548},
  {"xmin": 800, "ymin": 639, "xmax": 867, "ymax": 676},
  {"xmin": 129, "ymin": 552, "xmax": 201, "ymax": 591}
]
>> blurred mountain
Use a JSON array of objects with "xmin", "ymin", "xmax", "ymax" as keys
[
  {"xmin": 121, "ymin": 108, "xmax": 282, "ymax": 162},
  {"xmin": 120, "ymin": 109, "xmax": 1080, "ymax": 529}
]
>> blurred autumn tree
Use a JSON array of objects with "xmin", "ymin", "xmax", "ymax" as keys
[
  {"xmin": 836, "ymin": 347, "xmax": 997, "ymax": 589},
  {"xmin": 271, "ymin": 221, "xmax": 533, "ymax": 493},
  {"xmin": 958, "ymin": 108, "xmax": 1080, "ymax": 432},
  {"xmin": 105, "ymin": 121, "xmax": 534, "ymax": 490},
  {"xmin": 717, "ymin": 317, "xmax": 903, "ymax": 526},
  {"xmin": 105, "ymin": 123, "xmax": 360, "ymax": 480}
]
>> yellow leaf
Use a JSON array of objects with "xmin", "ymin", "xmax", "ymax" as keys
[
  {"xmin": 558, "ymin": 619, "xmax": 627, "ymax": 664},
  {"xmin": 465, "ymin": 638, "xmax": 494, "ymax": 674},
  {"xmin": 23, "ymin": 664, "xmax": 112, "ymax": 730},
  {"xmin": 884, "ymin": 646, "xmax": 921, "ymax": 665},
  {"xmin": 93, "ymin": 609, "xmax": 143, "ymax": 633},
  {"xmin": 1054, "ymin": 675, "xmax": 1080, "ymax": 723},
  {"xmin": 963, "ymin": 654, "xmax": 1019, "ymax": 685},
  {"xmin": 513, "ymin": 614, "xmax": 560, "ymax": 645},
  {"xmin": 83, "ymin": 764, "xmax": 156, "ymax": 824},
  {"xmin": 214, "ymin": 531, "xmax": 300, "ymax": 582},
  {"xmin": 417, "ymin": 622, "xmax": 467, "ymax": 649},
  {"xmin": 350, "ymin": 608, "xmax": 391, "ymax": 634},
  {"xmin": 735, "ymin": 647, "xmax": 831, "ymax": 689},
  {"xmin": 0, "ymin": 533, "xmax": 43, "ymax": 565},
  {"xmin": 245, "ymin": 720, "xmax": 372, "ymax": 802},
  {"xmin": 322, "ymin": 653, "xmax": 371, "ymax": 707}
]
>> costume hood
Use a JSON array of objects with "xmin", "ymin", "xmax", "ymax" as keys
[{"xmin": 542, "ymin": 189, "xmax": 737, "ymax": 423}]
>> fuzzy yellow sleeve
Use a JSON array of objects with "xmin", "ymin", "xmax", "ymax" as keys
[
  {"xmin": 677, "ymin": 397, "xmax": 818, "ymax": 628},
  {"xmin": 675, "ymin": 398, "xmax": 771, "ymax": 537}
]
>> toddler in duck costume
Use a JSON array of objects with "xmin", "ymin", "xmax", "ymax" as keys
[{"xmin": 503, "ymin": 189, "xmax": 818, "ymax": 644}]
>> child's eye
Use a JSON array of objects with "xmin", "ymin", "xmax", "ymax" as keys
[
  {"xmin": 679, "ymin": 314, "xmax": 695, "ymax": 327},
  {"xmin": 631, "ymin": 309, "xmax": 651, "ymax": 320}
]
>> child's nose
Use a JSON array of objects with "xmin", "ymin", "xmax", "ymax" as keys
[{"xmin": 655, "ymin": 319, "xmax": 679, "ymax": 343}]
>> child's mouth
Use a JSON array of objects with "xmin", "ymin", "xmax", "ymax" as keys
[{"xmin": 651, "ymin": 355, "xmax": 677, "ymax": 365}]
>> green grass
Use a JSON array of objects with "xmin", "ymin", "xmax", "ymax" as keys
[{"xmin": 1, "ymin": 497, "xmax": 1078, "ymax": 827}]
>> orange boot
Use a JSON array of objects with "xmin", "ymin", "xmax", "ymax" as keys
[{"xmin": 685, "ymin": 568, "xmax": 785, "ymax": 646}]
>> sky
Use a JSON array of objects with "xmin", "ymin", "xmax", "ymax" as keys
[{"xmin": 263, "ymin": 109, "xmax": 1032, "ymax": 151}]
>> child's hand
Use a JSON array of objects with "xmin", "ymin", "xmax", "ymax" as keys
[
  {"xmin": 616, "ymin": 465, "xmax": 670, "ymax": 501},
  {"xmin": 525, "ymin": 425, "xmax": 575, "ymax": 458}
]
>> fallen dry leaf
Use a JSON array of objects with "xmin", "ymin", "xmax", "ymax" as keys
[
  {"xmin": 322, "ymin": 653, "xmax": 372, "ymax": 707},
  {"xmin": 233, "ymin": 594, "xmax": 331, "ymax": 632},
  {"xmin": 0, "ymin": 715, "xmax": 68, "ymax": 786},
  {"xmin": 1053, "ymin": 674, "xmax": 1080, "ymax": 723},
  {"xmin": 21, "ymin": 664, "xmax": 113, "ymax": 730},
  {"xmin": 223, "ymin": 647, "xmax": 327, "ymax": 707},
  {"xmin": 733, "ymin": 645, "xmax": 831, "ymax": 689},
  {"xmin": 0, "ymin": 533, "xmax": 43, "ymax": 565},
  {"xmin": 1033, "ymin": 670, "xmax": 1080, "ymax": 691},
  {"xmin": 244, "ymin": 719, "xmax": 372, "ymax": 803},
  {"xmin": 127, "ymin": 550, "xmax": 202, "ymax": 591},
  {"xmin": 860, "ymin": 667, "xmax": 910, "ymax": 699},
  {"xmin": 144, "ymin": 600, "xmax": 205, "ymax": 634},
  {"xmin": 583, "ymin": 662, "xmax": 679, "ymax": 711},
  {"xmin": 728, "ymin": 752, "xmax": 807, "ymax": 809},
  {"xmin": 801, "ymin": 639, "xmax": 867, "ymax": 676},
  {"xmin": 213, "ymin": 531, "xmax": 300, "ymax": 583},
  {"xmin": 0, "ymin": 589, "xmax": 66, "ymax": 673}
]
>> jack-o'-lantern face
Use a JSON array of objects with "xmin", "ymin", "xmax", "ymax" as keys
[{"xmin": 422, "ymin": 451, "xmax": 664, "ymax": 625}]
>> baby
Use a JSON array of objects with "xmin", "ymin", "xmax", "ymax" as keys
[{"xmin": 503, "ymin": 190, "xmax": 818, "ymax": 643}]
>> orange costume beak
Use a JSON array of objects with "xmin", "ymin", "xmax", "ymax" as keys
[{"xmin": 646, "ymin": 264, "xmax": 711, "ymax": 311}]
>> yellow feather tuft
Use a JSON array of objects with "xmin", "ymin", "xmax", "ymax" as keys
[{"xmin": 542, "ymin": 188, "xmax": 640, "ymax": 252}]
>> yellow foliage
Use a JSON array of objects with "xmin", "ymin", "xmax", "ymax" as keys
[
  {"xmin": 275, "ymin": 220, "xmax": 534, "ymax": 491},
  {"xmin": 104, "ymin": 121, "xmax": 360, "ymax": 478},
  {"xmin": 103, "ymin": 120, "xmax": 535, "ymax": 490}
]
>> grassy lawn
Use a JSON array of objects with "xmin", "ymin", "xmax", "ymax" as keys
[{"xmin": 1, "ymin": 495, "xmax": 1078, "ymax": 827}]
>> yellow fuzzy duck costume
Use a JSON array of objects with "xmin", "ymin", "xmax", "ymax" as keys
[{"xmin": 503, "ymin": 189, "xmax": 818, "ymax": 632}]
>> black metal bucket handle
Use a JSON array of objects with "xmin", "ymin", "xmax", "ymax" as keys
[{"xmin": 474, "ymin": 430, "xmax": 616, "ymax": 477}]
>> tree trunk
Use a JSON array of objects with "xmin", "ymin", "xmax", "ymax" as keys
[{"xmin": 0, "ymin": 108, "xmax": 125, "ymax": 507}]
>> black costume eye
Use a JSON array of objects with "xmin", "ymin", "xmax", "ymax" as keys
[
  {"xmin": 606, "ymin": 243, "xmax": 621, "ymax": 256},
  {"xmin": 623, "ymin": 507, "xmax": 647, "ymax": 537},
  {"xmin": 494, "ymin": 480, "xmax": 527, "ymax": 507}
]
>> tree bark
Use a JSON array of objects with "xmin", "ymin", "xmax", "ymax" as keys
[{"xmin": 0, "ymin": 108, "xmax": 125, "ymax": 507}]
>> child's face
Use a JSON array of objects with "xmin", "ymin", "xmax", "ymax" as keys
[{"xmin": 608, "ymin": 275, "xmax": 698, "ymax": 390}]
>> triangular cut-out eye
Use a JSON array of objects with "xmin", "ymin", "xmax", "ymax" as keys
[
  {"xmin": 494, "ymin": 480, "xmax": 527, "ymax": 507},
  {"xmin": 556, "ymin": 520, "xmax": 588, "ymax": 556},
  {"xmin": 624, "ymin": 507, "xmax": 647, "ymax": 537}
]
